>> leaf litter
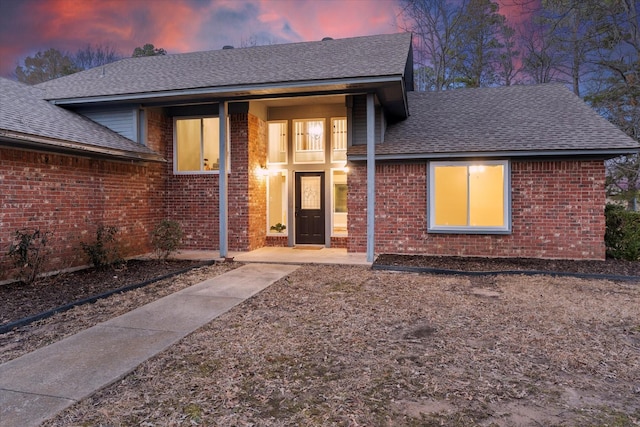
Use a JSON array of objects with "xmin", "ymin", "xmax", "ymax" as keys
[{"xmin": 27, "ymin": 264, "xmax": 640, "ymax": 426}]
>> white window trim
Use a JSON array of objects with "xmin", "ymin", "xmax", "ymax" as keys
[
  {"xmin": 428, "ymin": 160, "xmax": 511, "ymax": 234},
  {"xmin": 266, "ymin": 169, "xmax": 288, "ymax": 236},
  {"xmin": 331, "ymin": 168, "xmax": 348, "ymax": 237},
  {"xmin": 173, "ymin": 116, "xmax": 229, "ymax": 175}
]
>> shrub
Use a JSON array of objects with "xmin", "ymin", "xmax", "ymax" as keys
[
  {"xmin": 7, "ymin": 228, "xmax": 52, "ymax": 285},
  {"xmin": 80, "ymin": 224, "xmax": 123, "ymax": 269},
  {"xmin": 605, "ymin": 204, "xmax": 640, "ymax": 261},
  {"xmin": 151, "ymin": 219, "xmax": 184, "ymax": 260}
]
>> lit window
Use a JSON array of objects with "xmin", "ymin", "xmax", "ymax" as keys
[
  {"xmin": 294, "ymin": 119, "xmax": 325, "ymax": 163},
  {"xmin": 332, "ymin": 170, "xmax": 348, "ymax": 235},
  {"xmin": 331, "ymin": 117, "xmax": 347, "ymax": 162},
  {"xmin": 429, "ymin": 161, "xmax": 510, "ymax": 233},
  {"xmin": 175, "ymin": 117, "xmax": 222, "ymax": 173},
  {"xmin": 267, "ymin": 171, "xmax": 288, "ymax": 234},
  {"xmin": 267, "ymin": 121, "xmax": 287, "ymax": 164}
]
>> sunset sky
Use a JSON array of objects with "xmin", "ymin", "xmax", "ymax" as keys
[{"xmin": 0, "ymin": 0, "xmax": 533, "ymax": 80}]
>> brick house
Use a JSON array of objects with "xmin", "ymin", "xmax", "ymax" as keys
[{"xmin": 1, "ymin": 33, "xmax": 638, "ymax": 280}]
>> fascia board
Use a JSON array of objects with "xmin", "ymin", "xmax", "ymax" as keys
[
  {"xmin": 0, "ymin": 130, "xmax": 165, "ymax": 162},
  {"xmin": 347, "ymin": 148, "xmax": 640, "ymax": 161},
  {"xmin": 47, "ymin": 76, "xmax": 405, "ymax": 106}
]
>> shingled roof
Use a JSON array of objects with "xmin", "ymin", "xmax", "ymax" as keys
[
  {"xmin": 0, "ymin": 78, "xmax": 164, "ymax": 161},
  {"xmin": 36, "ymin": 33, "xmax": 413, "ymax": 101},
  {"xmin": 348, "ymin": 84, "xmax": 639, "ymax": 159}
]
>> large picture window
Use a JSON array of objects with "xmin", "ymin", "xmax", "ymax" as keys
[
  {"xmin": 429, "ymin": 160, "xmax": 510, "ymax": 233},
  {"xmin": 175, "ymin": 117, "xmax": 221, "ymax": 173}
]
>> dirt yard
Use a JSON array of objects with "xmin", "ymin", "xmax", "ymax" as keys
[{"xmin": 19, "ymin": 264, "xmax": 639, "ymax": 427}]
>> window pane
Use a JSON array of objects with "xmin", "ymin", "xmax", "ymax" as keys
[
  {"xmin": 176, "ymin": 119, "xmax": 201, "ymax": 171},
  {"xmin": 333, "ymin": 170, "xmax": 348, "ymax": 234},
  {"xmin": 268, "ymin": 171, "xmax": 287, "ymax": 232},
  {"xmin": 332, "ymin": 118, "xmax": 347, "ymax": 162},
  {"xmin": 301, "ymin": 176, "xmax": 321, "ymax": 209},
  {"xmin": 294, "ymin": 119, "xmax": 325, "ymax": 163},
  {"xmin": 202, "ymin": 118, "xmax": 220, "ymax": 170},
  {"xmin": 434, "ymin": 166, "xmax": 468, "ymax": 226},
  {"xmin": 469, "ymin": 165, "xmax": 504, "ymax": 226},
  {"xmin": 268, "ymin": 122, "xmax": 287, "ymax": 164}
]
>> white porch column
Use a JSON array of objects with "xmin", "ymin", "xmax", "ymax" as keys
[
  {"xmin": 219, "ymin": 102, "xmax": 228, "ymax": 258},
  {"xmin": 366, "ymin": 94, "xmax": 375, "ymax": 263}
]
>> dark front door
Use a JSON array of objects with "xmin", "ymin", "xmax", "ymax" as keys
[{"xmin": 295, "ymin": 172, "xmax": 325, "ymax": 244}]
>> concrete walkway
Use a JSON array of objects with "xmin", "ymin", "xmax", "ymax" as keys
[
  {"xmin": 172, "ymin": 247, "xmax": 370, "ymax": 265},
  {"xmin": 0, "ymin": 263, "xmax": 299, "ymax": 427}
]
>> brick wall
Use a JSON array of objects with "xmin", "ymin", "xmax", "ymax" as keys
[
  {"xmin": 247, "ymin": 114, "xmax": 267, "ymax": 250},
  {"xmin": 162, "ymin": 111, "xmax": 266, "ymax": 252},
  {"xmin": 347, "ymin": 160, "xmax": 607, "ymax": 260},
  {"xmin": 0, "ymin": 147, "xmax": 164, "ymax": 281}
]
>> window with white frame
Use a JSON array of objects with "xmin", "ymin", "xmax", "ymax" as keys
[
  {"xmin": 429, "ymin": 160, "xmax": 510, "ymax": 233},
  {"xmin": 267, "ymin": 170, "xmax": 288, "ymax": 234},
  {"xmin": 331, "ymin": 117, "xmax": 347, "ymax": 162},
  {"xmin": 293, "ymin": 119, "xmax": 325, "ymax": 163},
  {"xmin": 174, "ymin": 117, "xmax": 222, "ymax": 173},
  {"xmin": 267, "ymin": 121, "xmax": 287, "ymax": 164},
  {"xmin": 332, "ymin": 169, "xmax": 348, "ymax": 235}
]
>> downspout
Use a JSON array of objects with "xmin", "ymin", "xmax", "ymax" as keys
[
  {"xmin": 219, "ymin": 102, "xmax": 228, "ymax": 258},
  {"xmin": 366, "ymin": 94, "xmax": 375, "ymax": 263}
]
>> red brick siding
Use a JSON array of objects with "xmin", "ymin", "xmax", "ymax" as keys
[
  {"xmin": 331, "ymin": 236, "xmax": 349, "ymax": 248},
  {"xmin": 227, "ymin": 113, "xmax": 268, "ymax": 251},
  {"xmin": 247, "ymin": 114, "xmax": 267, "ymax": 250},
  {"xmin": 0, "ymin": 147, "xmax": 164, "ymax": 281},
  {"xmin": 347, "ymin": 160, "xmax": 606, "ymax": 260},
  {"xmin": 265, "ymin": 235, "xmax": 288, "ymax": 247},
  {"xmin": 162, "ymin": 111, "xmax": 266, "ymax": 252},
  {"xmin": 161, "ymin": 110, "xmax": 220, "ymax": 250}
]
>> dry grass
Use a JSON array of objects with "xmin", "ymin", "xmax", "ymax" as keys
[
  {"xmin": 34, "ymin": 265, "xmax": 640, "ymax": 426},
  {"xmin": 0, "ymin": 263, "xmax": 238, "ymax": 364}
]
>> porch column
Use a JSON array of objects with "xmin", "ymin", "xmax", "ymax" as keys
[
  {"xmin": 219, "ymin": 101, "xmax": 228, "ymax": 258},
  {"xmin": 366, "ymin": 93, "xmax": 375, "ymax": 263}
]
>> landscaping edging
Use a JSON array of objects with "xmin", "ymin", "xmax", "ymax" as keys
[
  {"xmin": 0, "ymin": 260, "xmax": 216, "ymax": 334},
  {"xmin": 372, "ymin": 263, "xmax": 640, "ymax": 282}
]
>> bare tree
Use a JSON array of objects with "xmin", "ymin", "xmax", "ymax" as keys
[
  {"xmin": 399, "ymin": 0, "xmax": 467, "ymax": 91},
  {"xmin": 519, "ymin": 19, "xmax": 563, "ymax": 84},
  {"xmin": 586, "ymin": 0, "xmax": 640, "ymax": 209},
  {"xmin": 73, "ymin": 44, "xmax": 122, "ymax": 70}
]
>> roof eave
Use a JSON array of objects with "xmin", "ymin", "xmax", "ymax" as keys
[
  {"xmin": 0, "ymin": 130, "xmax": 166, "ymax": 162},
  {"xmin": 47, "ymin": 75, "xmax": 405, "ymax": 105},
  {"xmin": 347, "ymin": 148, "xmax": 640, "ymax": 161}
]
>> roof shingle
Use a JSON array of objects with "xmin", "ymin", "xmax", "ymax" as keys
[
  {"xmin": 36, "ymin": 33, "xmax": 413, "ymax": 100},
  {"xmin": 0, "ymin": 78, "xmax": 164, "ymax": 161},
  {"xmin": 349, "ymin": 84, "xmax": 639, "ymax": 158}
]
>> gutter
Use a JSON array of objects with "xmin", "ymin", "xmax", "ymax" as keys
[
  {"xmin": 348, "ymin": 148, "xmax": 640, "ymax": 161},
  {"xmin": 46, "ymin": 76, "xmax": 406, "ymax": 106},
  {"xmin": 0, "ymin": 131, "xmax": 165, "ymax": 162}
]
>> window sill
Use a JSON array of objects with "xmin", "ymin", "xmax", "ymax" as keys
[{"xmin": 428, "ymin": 227, "xmax": 511, "ymax": 235}]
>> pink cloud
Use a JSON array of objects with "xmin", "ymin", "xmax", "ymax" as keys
[
  {"xmin": 0, "ymin": 0, "xmax": 537, "ymax": 80},
  {"xmin": 258, "ymin": 0, "xmax": 401, "ymax": 41}
]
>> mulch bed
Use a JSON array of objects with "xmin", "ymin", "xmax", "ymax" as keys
[
  {"xmin": 2, "ymin": 255, "xmax": 638, "ymax": 330},
  {"xmin": 0, "ymin": 259, "xmax": 204, "ymax": 326},
  {"xmin": 374, "ymin": 254, "xmax": 640, "ymax": 278}
]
